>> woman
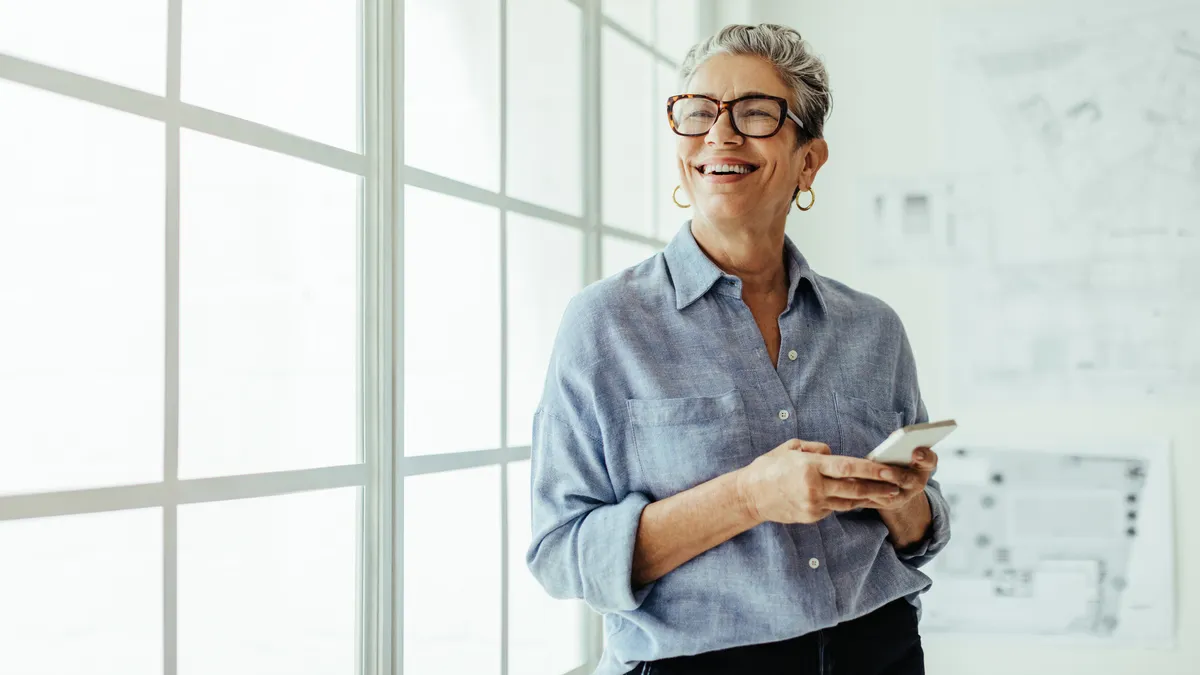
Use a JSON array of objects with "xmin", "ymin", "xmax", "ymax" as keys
[{"xmin": 527, "ymin": 24, "xmax": 950, "ymax": 675}]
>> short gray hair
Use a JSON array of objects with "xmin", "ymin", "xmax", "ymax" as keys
[{"xmin": 679, "ymin": 24, "xmax": 832, "ymax": 142}]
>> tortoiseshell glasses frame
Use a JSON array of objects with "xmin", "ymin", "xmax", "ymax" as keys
[{"xmin": 666, "ymin": 93, "xmax": 806, "ymax": 138}]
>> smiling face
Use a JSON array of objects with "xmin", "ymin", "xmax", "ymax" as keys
[{"xmin": 675, "ymin": 52, "xmax": 827, "ymax": 233}]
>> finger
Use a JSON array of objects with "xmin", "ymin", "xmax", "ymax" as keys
[
  {"xmin": 797, "ymin": 441, "xmax": 831, "ymax": 455},
  {"xmin": 849, "ymin": 486, "xmax": 910, "ymax": 510},
  {"xmin": 883, "ymin": 467, "xmax": 925, "ymax": 491},
  {"xmin": 822, "ymin": 476, "xmax": 901, "ymax": 500},
  {"xmin": 911, "ymin": 447, "xmax": 939, "ymax": 472},
  {"xmin": 817, "ymin": 455, "xmax": 900, "ymax": 483},
  {"xmin": 823, "ymin": 497, "xmax": 873, "ymax": 512}
]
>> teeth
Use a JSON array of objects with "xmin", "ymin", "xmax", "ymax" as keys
[{"xmin": 701, "ymin": 164, "xmax": 752, "ymax": 174}]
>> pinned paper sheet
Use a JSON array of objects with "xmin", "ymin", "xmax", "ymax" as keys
[{"xmin": 921, "ymin": 438, "xmax": 1175, "ymax": 646}]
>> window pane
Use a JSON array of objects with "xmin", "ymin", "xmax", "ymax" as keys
[
  {"xmin": 657, "ymin": 62, "xmax": 686, "ymax": 240},
  {"xmin": 405, "ymin": 466, "xmax": 501, "ymax": 675},
  {"xmin": 508, "ymin": 460, "xmax": 587, "ymax": 675},
  {"xmin": 179, "ymin": 131, "xmax": 358, "ymax": 478},
  {"xmin": 603, "ymin": 236, "xmax": 660, "ymax": 279},
  {"xmin": 506, "ymin": 215, "xmax": 584, "ymax": 447},
  {"xmin": 506, "ymin": 0, "xmax": 583, "ymax": 216},
  {"xmin": 602, "ymin": 0, "xmax": 653, "ymax": 43},
  {"xmin": 656, "ymin": 0, "xmax": 701, "ymax": 62},
  {"xmin": 0, "ymin": 509, "xmax": 161, "ymax": 675},
  {"xmin": 182, "ymin": 0, "xmax": 359, "ymax": 150},
  {"xmin": 0, "ymin": 0, "xmax": 165, "ymax": 93},
  {"xmin": 179, "ymin": 489, "xmax": 358, "ymax": 675},
  {"xmin": 602, "ymin": 28, "xmax": 655, "ymax": 236},
  {"xmin": 0, "ymin": 82, "xmax": 163, "ymax": 495},
  {"xmin": 405, "ymin": 0, "xmax": 500, "ymax": 191},
  {"xmin": 404, "ymin": 187, "xmax": 501, "ymax": 455}
]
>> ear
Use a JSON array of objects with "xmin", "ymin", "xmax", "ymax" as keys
[{"xmin": 797, "ymin": 138, "xmax": 829, "ymax": 191}]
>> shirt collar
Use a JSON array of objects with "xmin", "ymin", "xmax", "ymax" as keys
[{"xmin": 662, "ymin": 221, "xmax": 828, "ymax": 315}]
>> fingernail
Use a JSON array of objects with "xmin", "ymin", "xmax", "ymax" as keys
[
  {"xmin": 891, "ymin": 487, "xmax": 901, "ymax": 495},
  {"xmin": 880, "ymin": 469, "xmax": 895, "ymax": 481},
  {"xmin": 914, "ymin": 450, "xmax": 926, "ymax": 460}
]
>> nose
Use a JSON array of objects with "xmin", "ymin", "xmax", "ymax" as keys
[{"xmin": 704, "ymin": 108, "xmax": 743, "ymax": 147}]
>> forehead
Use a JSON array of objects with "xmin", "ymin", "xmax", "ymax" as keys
[{"xmin": 685, "ymin": 53, "xmax": 789, "ymax": 100}]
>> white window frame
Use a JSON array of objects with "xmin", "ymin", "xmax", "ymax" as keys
[{"xmin": 0, "ymin": 1, "xmax": 715, "ymax": 674}]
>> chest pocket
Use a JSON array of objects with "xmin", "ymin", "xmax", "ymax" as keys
[
  {"xmin": 835, "ymin": 392, "xmax": 903, "ymax": 458},
  {"xmin": 627, "ymin": 389, "xmax": 754, "ymax": 500}
]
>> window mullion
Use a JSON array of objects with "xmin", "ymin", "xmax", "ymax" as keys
[
  {"xmin": 363, "ymin": 0, "xmax": 400, "ymax": 674},
  {"xmin": 499, "ymin": 0, "xmax": 512, "ymax": 670},
  {"xmin": 163, "ymin": 0, "xmax": 183, "ymax": 673},
  {"xmin": 581, "ymin": 0, "xmax": 605, "ymax": 669}
]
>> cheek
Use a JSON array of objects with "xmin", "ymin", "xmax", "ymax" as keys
[
  {"xmin": 748, "ymin": 142, "xmax": 790, "ymax": 182},
  {"xmin": 678, "ymin": 138, "xmax": 702, "ymax": 174}
]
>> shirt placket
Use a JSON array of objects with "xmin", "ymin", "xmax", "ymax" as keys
[{"xmin": 778, "ymin": 306, "xmax": 841, "ymax": 621}]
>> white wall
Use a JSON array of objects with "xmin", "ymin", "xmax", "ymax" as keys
[
  {"xmin": 746, "ymin": 1, "xmax": 1198, "ymax": 674},
  {"xmin": 710, "ymin": 0, "xmax": 755, "ymax": 26}
]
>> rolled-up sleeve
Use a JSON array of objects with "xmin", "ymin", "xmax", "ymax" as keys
[
  {"xmin": 526, "ymin": 410, "xmax": 653, "ymax": 613},
  {"xmin": 893, "ymin": 324, "xmax": 952, "ymax": 567},
  {"xmin": 524, "ymin": 294, "xmax": 654, "ymax": 614}
]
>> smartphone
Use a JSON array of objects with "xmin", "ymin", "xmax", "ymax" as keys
[{"xmin": 865, "ymin": 419, "xmax": 958, "ymax": 466}]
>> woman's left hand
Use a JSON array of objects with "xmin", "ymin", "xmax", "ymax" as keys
[
  {"xmin": 800, "ymin": 443, "xmax": 936, "ymax": 511},
  {"xmin": 871, "ymin": 447, "xmax": 937, "ymax": 512}
]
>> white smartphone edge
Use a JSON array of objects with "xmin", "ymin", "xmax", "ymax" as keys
[{"xmin": 865, "ymin": 419, "xmax": 959, "ymax": 466}]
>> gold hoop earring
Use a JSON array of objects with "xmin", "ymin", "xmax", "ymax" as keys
[
  {"xmin": 672, "ymin": 185, "xmax": 691, "ymax": 209},
  {"xmin": 795, "ymin": 187, "xmax": 815, "ymax": 211}
]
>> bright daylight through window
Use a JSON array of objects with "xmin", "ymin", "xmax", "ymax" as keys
[{"xmin": 0, "ymin": 1, "xmax": 704, "ymax": 673}]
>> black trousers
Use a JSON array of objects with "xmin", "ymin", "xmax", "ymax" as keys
[{"xmin": 625, "ymin": 599, "xmax": 924, "ymax": 675}]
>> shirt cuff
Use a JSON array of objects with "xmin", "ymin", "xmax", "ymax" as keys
[
  {"xmin": 895, "ymin": 483, "xmax": 951, "ymax": 567},
  {"xmin": 578, "ymin": 491, "xmax": 656, "ymax": 612}
]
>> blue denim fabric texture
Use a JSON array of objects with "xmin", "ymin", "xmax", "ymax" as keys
[{"xmin": 527, "ymin": 222, "xmax": 951, "ymax": 675}]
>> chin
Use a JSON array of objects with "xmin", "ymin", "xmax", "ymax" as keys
[{"xmin": 697, "ymin": 195, "xmax": 758, "ymax": 223}]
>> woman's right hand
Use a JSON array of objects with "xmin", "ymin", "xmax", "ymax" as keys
[{"xmin": 735, "ymin": 439, "xmax": 905, "ymax": 525}]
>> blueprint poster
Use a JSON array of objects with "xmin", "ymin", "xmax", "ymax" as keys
[
  {"xmin": 943, "ymin": 3, "xmax": 1200, "ymax": 401},
  {"xmin": 857, "ymin": 2, "xmax": 1200, "ymax": 401},
  {"xmin": 920, "ymin": 439, "xmax": 1175, "ymax": 645}
]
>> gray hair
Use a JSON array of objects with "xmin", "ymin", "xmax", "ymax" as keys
[{"xmin": 679, "ymin": 24, "xmax": 832, "ymax": 143}]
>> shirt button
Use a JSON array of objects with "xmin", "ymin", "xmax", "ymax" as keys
[
  {"xmin": 788, "ymin": 349, "xmax": 798, "ymax": 361},
  {"xmin": 809, "ymin": 558, "xmax": 820, "ymax": 570},
  {"xmin": 778, "ymin": 410, "xmax": 790, "ymax": 421}
]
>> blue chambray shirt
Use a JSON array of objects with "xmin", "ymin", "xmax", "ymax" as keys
[{"xmin": 527, "ymin": 222, "xmax": 951, "ymax": 675}]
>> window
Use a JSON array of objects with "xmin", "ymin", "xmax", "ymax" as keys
[
  {"xmin": 0, "ymin": 1, "xmax": 707, "ymax": 673},
  {"xmin": 1, "ymin": 1, "xmax": 368, "ymax": 672},
  {"xmin": 601, "ymin": 0, "xmax": 703, "ymax": 268}
]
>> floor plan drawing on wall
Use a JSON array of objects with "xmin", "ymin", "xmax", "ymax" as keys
[
  {"xmin": 857, "ymin": 2, "xmax": 1200, "ymax": 401},
  {"xmin": 920, "ymin": 439, "xmax": 1175, "ymax": 645}
]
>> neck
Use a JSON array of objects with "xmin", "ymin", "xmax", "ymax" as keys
[{"xmin": 690, "ymin": 216, "xmax": 789, "ymax": 298}]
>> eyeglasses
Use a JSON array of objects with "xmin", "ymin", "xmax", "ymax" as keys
[{"xmin": 666, "ymin": 94, "xmax": 805, "ymax": 138}]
